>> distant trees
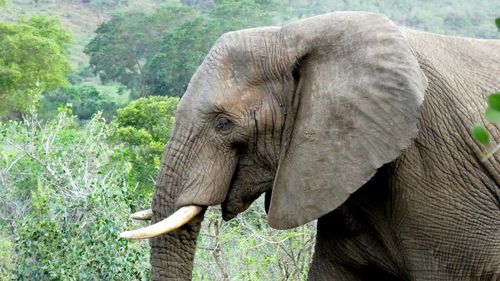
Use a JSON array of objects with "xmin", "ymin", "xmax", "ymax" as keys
[
  {"xmin": 146, "ymin": 16, "xmax": 220, "ymax": 96},
  {"xmin": 40, "ymin": 85, "xmax": 118, "ymax": 120},
  {"xmin": 0, "ymin": 16, "xmax": 71, "ymax": 115},
  {"xmin": 84, "ymin": 6, "xmax": 200, "ymax": 98},
  {"xmin": 85, "ymin": 0, "xmax": 282, "ymax": 98}
]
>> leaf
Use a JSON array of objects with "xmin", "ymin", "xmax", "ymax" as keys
[
  {"xmin": 471, "ymin": 123, "xmax": 490, "ymax": 146},
  {"xmin": 487, "ymin": 93, "xmax": 500, "ymax": 111},
  {"xmin": 496, "ymin": 17, "xmax": 500, "ymax": 31},
  {"xmin": 485, "ymin": 107, "xmax": 500, "ymax": 123}
]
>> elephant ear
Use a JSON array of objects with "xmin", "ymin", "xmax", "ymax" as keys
[{"xmin": 267, "ymin": 12, "xmax": 427, "ymax": 229}]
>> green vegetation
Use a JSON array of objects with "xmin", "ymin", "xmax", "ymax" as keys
[
  {"xmin": 0, "ymin": 16, "xmax": 71, "ymax": 115},
  {"xmin": 40, "ymin": 85, "xmax": 119, "ymax": 120},
  {"xmin": 1, "ymin": 0, "xmax": 499, "ymax": 279},
  {"xmin": 0, "ymin": 110, "xmax": 150, "ymax": 279},
  {"xmin": 110, "ymin": 96, "xmax": 179, "ymax": 202},
  {"xmin": 85, "ymin": 1, "xmax": 282, "ymax": 97},
  {"xmin": 471, "ymin": 92, "xmax": 500, "ymax": 159},
  {"xmin": 84, "ymin": 6, "xmax": 200, "ymax": 97},
  {"xmin": 0, "ymin": 102, "xmax": 314, "ymax": 280}
]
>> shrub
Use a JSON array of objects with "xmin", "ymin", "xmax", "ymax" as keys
[
  {"xmin": 110, "ymin": 96, "xmax": 179, "ymax": 204},
  {"xmin": 0, "ymin": 110, "xmax": 150, "ymax": 280}
]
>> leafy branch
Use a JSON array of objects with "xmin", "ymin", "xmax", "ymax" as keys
[
  {"xmin": 470, "ymin": 18, "xmax": 500, "ymax": 160},
  {"xmin": 471, "ymin": 93, "xmax": 500, "ymax": 160}
]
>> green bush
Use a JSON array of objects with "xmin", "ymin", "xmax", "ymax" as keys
[
  {"xmin": 0, "ymin": 110, "xmax": 150, "ymax": 280},
  {"xmin": 40, "ymin": 85, "xmax": 119, "ymax": 121},
  {"xmin": 110, "ymin": 96, "xmax": 179, "ymax": 204}
]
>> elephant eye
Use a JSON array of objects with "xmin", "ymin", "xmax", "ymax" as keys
[{"xmin": 214, "ymin": 116, "xmax": 233, "ymax": 133}]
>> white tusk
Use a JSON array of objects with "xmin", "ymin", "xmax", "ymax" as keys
[
  {"xmin": 120, "ymin": 205, "xmax": 203, "ymax": 240},
  {"xmin": 130, "ymin": 209, "xmax": 153, "ymax": 220}
]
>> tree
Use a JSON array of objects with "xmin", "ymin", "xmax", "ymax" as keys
[
  {"xmin": 84, "ymin": 6, "xmax": 199, "ymax": 98},
  {"xmin": 146, "ymin": 16, "xmax": 221, "ymax": 96},
  {"xmin": 0, "ymin": 16, "xmax": 71, "ymax": 115},
  {"xmin": 40, "ymin": 85, "xmax": 119, "ymax": 121},
  {"xmin": 110, "ymin": 96, "xmax": 179, "ymax": 201},
  {"xmin": 85, "ymin": 1, "xmax": 286, "ymax": 98},
  {"xmin": 146, "ymin": 0, "xmax": 284, "ymax": 96}
]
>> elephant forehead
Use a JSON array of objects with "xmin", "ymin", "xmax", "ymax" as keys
[{"xmin": 176, "ymin": 83, "xmax": 264, "ymax": 127}]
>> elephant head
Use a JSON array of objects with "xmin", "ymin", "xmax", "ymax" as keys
[{"xmin": 121, "ymin": 12, "xmax": 427, "ymax": 280}]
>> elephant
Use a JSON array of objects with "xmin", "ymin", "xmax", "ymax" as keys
[{"xmin": 121, "ymin": 12, "xmax": 500, "ymax": 281}]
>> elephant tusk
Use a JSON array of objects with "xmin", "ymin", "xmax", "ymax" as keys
[
  {"xmin": 120, "ymin": 205, "xmax": 203, "ymax": 240},
  {"xmin": 130, "ymin": 209, "xmax": 153, "ymax": 220}
]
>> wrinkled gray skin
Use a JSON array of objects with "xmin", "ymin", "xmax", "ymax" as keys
[{"xmin": 147, "ymin": 12, "xmax": 500, "ymax": 280}]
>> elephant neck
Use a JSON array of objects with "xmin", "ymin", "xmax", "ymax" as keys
[{"xmin": 308, "ymin": 164, "xmax": 410, "ymax": 280}]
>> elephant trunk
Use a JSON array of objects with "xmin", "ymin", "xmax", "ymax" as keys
[
  {"xmin": 149, "ymin": 210, "xmax": 204, "ymax": 281},
  {"xmin": 149, "ymin": 139, "xmax": 206, "ymax": 281}
]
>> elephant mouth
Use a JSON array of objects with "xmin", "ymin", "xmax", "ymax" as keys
[
  {"xmin": 222, "ymin": 210, "xmax": 238, "ymax": 221},
  {"xmin": 119, "ymin": 200, "xmax": 240, "ymax": 240},
  {"xmin": 221, "ymin": 201, "xmax": 252, "ymax": 221},
  {"xmin": 221, "ymin": 190, "xmax": 273, "ymax": 221},
  {"xmin": 120, "ymin": 190, "xmax": 273, "ymax": 240}
]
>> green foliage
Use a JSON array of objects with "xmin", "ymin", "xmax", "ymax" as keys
[
  {"xmin": 84, "ymin": 6, "xmax": 199, "ymax": 98},
  {"xmin": 0, "ymin": 110, "xmax": 150, "ymax": 280},
  {"xmin": 0, "ymin": 97, "xmax": 313, "ymax": 280},
  {"xmin": 147, "ymin": 16, "xmax": 220, "ymax": 96},
  {"xmin": 40, "ymin": 85, "xmax": 119, "ymax": 121},
  {"xmin": 496, "ymin": 17, "xmax": 500, "ymax": 31},
  {"xmin": 485, "ymin": 93, "xmax": 500, "ymax": 123},
  {"xmin": 488, "ymin": 93, "xmax": 500, "ymax": 110},
  {"xmin": 0, "ymin": 231, "xmax": 13, "ymax": 281},
  {"xmin": 85, "ymin": 0, "xmax": 284, "ymax": 97},
  {"xmin": 110, "ymin": 96, "xmax": 179, "ymax": 201},
  {"xmin": 471, "ymin": 123, "xmax": 490, "ymax": 147},
  {"xmin": 0, "ymin": 16, "xmax": 71, "ymax": 115},
  {"xmin": 471, "ymin": 93, "xmax": 500, "ymax": 159}
]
